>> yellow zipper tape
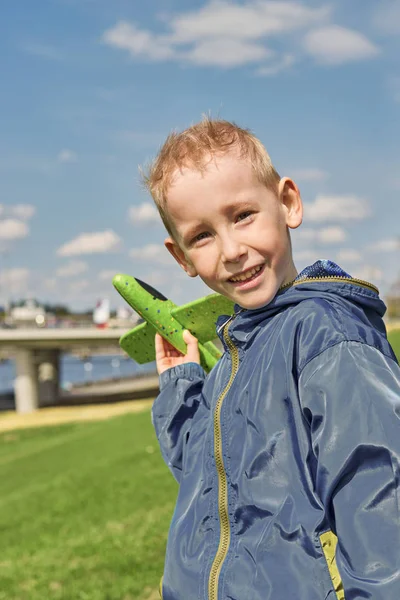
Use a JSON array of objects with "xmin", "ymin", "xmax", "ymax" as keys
[
  {"xmin": 208, "ymin": 321, "xmax": 240, "ymax": 600},
  {"xmin": 320, "ymin": 531, "xmax": 345, "ymax": 600}
]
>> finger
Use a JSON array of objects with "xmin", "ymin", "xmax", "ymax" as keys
[
  {"xmin": 155, "ymin": 333, "xmax": 182, "ymax": 358},
  {"xmin": 182, "ymin": 329, "xmax": 200, "ymax": 364},
  {"xmin": 155, "ymin": 332, "xmax": 165, "ymax": 356}
]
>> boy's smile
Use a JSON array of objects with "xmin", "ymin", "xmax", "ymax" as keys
[{"xmin": 164, "ymin": 151, "xmax": 303, "ymax": 309}]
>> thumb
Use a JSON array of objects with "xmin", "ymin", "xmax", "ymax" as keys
[{"xmin": 182, "ymin": 329, "xmax": 200, "ymax": 364}]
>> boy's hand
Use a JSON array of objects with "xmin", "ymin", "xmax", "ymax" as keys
[{"xmin": 155, "ymin": 330, "xmax": 200, "ymax": 375}]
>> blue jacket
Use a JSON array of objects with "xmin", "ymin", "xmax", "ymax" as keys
[{"xmin": 152, "ymin": 261, "xmax": 400, "ymax": 600}]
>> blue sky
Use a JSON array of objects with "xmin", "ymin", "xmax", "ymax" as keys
[{"xmin": 0, "ymin": 0, "xmax": 399, "ymax": 310}]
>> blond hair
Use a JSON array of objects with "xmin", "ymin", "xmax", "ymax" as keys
[{"xmin": 142, "ymin": 116, "xmax": 280, "ymax": 237}]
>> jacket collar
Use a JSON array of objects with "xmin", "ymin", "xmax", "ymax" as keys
[{"xmin": 216, "ymin": 259, "xmax": 385, "ymax": 347}]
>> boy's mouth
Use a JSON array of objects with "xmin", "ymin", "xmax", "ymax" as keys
[{"xmin": 228, "ymin": 264, "xmax": 264, "ymax": 286}]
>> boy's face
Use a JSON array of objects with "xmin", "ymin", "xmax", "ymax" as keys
[{"xmin": 164, "ymin": 151, "xmax": 302, "ymax": 310}]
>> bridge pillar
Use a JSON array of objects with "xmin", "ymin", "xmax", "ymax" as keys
[
  {"xmin": 15, "ymin": 349, "xmax": 39, "ymax": 413},
  {"xmin": 37, "ymin": 349, "xmax": 60, "ymax": 407}
]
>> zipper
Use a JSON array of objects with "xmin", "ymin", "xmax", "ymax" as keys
[
  {"xmin": 208, "ymin": 320, "xmax": 240, "ymax": 600},
  {"xmin": 279, "ymin": 276, "xmax": 379, "ymax": 294},
  {"xmin": 207, "ymin": 273, "xmax": 374, "ymax": 599}
]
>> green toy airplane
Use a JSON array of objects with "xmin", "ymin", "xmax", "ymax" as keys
[{"xmin": 112, "ymin": 274, "xmax": 235, "ymax": 372}]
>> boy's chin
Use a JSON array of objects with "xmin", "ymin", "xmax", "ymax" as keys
[
  {"xmin": 237, "ymin": 298, "xmax": 273, "ymax": 310},
  {"xmin": 224, "ymin": 290, "xmax": 276, "ymax": 311}
]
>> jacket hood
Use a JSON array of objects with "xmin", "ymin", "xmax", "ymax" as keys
[{"xmin": 216, "ymin": 259, "xmax": 387, "ymax": 345}]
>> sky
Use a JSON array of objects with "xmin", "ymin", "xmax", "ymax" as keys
[{"xmin": 0, "ymin": 0, "xmax": 399, "ymax": 311}]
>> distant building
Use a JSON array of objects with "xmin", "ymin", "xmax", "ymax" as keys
[{"xmin": 9, "ymin": 299, "xmax": 46, "ymax": 327}]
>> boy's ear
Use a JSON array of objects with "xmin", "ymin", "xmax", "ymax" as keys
[
  {"xmin": 164, "ymin": 237, "xmax": 198, "ymax": 277},
  {"xmin": 278, "ymin": 177, "xmax": 303, "ymax": 230}
]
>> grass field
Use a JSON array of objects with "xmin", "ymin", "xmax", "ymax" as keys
[
  {"xmin": 0, "ymin": 410, "xmax": 176, "ymax": 600},
  {"xmin": 389, "ymin": 329, "xmax": 400, "ymax": 361}
]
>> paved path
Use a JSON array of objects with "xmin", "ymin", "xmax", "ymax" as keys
[
  {"xmin": 0, "ymin": 398, "xmax": 154, "ymax": 432},
  {"xmin": 70, "ymin": 374, "xmax": 159, "ymax": 395}
]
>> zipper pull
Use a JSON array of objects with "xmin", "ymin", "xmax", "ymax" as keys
[{"xmin": 217, "ymin": 308, "xmax": 244, "ymax": 335}]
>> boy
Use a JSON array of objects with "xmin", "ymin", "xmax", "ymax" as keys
[{"xmin": 144, "ymin": 118, "xmax": 400, "ymax": 599}]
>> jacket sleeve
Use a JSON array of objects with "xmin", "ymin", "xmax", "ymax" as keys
[
  {"xmin": 299, "ymin": 341, "xmax": 400, "ymax": 599},
  {"xmin": 152, "ymin": 362, "xmax": 206, "ymax": 483}
]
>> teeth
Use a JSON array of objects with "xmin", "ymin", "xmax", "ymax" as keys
[{"xmin": 230, "ymin": 265, "xmax": 262, "ymax": 283}]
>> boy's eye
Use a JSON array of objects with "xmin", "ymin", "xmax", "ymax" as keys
[
  {"xmin": 236, "ymin": 211, "xmax": 252, "ymax": 222},
  {"xmin": 194, "ymin": 231, "xmax": 210, "ymax": 243}
]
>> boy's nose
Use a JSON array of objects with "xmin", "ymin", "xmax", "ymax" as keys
[{"xmin": 220, "ymin": 237, "xmax": 247, "ymax": 264}]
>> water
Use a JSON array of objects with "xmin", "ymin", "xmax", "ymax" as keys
[{"xmin": 0, "ymin": 354, "xmax": 156, "ymax": 395}]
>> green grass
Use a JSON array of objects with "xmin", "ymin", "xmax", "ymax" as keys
[
  {"xmin": 0, "ymin": 411, "xmax": 177, "ymax": 600},
  {"xmin": 388, "ymin": 329, "xmax": 400, "ymax": 361}
]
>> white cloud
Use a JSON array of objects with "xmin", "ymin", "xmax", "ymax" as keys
[
  {"xmin": 57, "ymin": 149, "xmax": 77, "ymax": 163},
  {"xmin": 130, "ymin": 244, "xmax": 175, "ymax": 265},
  {"xmin": 0, "ymin": 219, "xmax": 29, "ymax": 240},
  {"xmin": 255, "ymin": 54, "xmax": 295, "ymax": 76},
  {"xmin": 170, "ymin": 1, "xmax": 330, "ymax": 42},
  {"xmin": 187, "ymin": 38, "xmax": 271, "ymax": 67},
  {"xmin": 304, "ymin": 194, "xmax": 370, "ymax": 222},
  {"xmin": 56, "ymin": 260, "xmax": 88, "ymax": 277},
  {"xmin": 290, "ymin": 168, "xmax": 329, "ymax": 182},
  {"xmin": 303, "ymin": 26, "xmax": 380, "ymax": 65},
  {"xmin": 353, "ymin": 265, "xmax": 383, "ymax": 283},
  {"xmin": 294, "ymin": 249, "xmax": 319, "ymax": 263},
  {"xmin": 0, "ymin": 204, "xmax": 35, "ymax": 220},
  {"xmin": 143, "ymin": 270, "xmax": 175, "ymax": 288},
  {"xmin": 9, "ymin": 204, "xmax": 36, "ymax": 220},
  {"xmin": 297, "ymin": 226, "xmax": 347, "ymax": 244},
  {"xmin": 103, "ymin": 2, "xmax": 331, "ymax": 70},
  {"xmin": 57, "ymin": 230, "xmax": 121, "ymax": 256},
  {"xmin": 129, "ymin": 202, "xmax": 159, "ymax": 225},
  {"xmin": 368, "ymin": 238, "xmax": 400, "ymax": 252},
  {"xmin": 102, "ymin": 22, "xmax": 175, "ymax": 61},
  {"xmin": 296, "ymin": 229, "xmax": 317, "ymax": 242},
  {"xmin": 336, "ymin": 249, "xmax": 362, "ymax": 263},
  {"xmin": 318, "ymin": 227, "xmax": 347, "ymax": 244},
  {"xmin": 103, "ymin": 4, "xmax": 381, "ymax": 72}
]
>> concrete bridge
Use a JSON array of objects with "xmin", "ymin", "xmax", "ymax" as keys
[{"xmin": 0, "ymin": 328, "xmax": 142, "ymax": 413}]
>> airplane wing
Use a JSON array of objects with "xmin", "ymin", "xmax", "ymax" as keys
[
  {"xmin": 119, "ymin": 321, "xmax": 156, "ymax": 364},
  {"xmin": 171, "ymin": 294, "xmax": 235, "ymax": 343}
]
